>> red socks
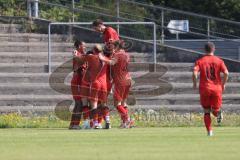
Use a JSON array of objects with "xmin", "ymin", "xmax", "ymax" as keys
[
  {"xmin": 116, "ymin": 105, "xmax": 128, "ymax": 123},
  {"xmin": 204, "ymin": 113, "xmax": 212, "ymax": 132}
]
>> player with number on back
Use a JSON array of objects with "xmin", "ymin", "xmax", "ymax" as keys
[{"xmin": 192, "ymin": 42, "xmax": 229, "ymax": 136}]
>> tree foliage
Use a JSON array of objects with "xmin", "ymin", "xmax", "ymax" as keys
[{"xmin": 140, "ymin": 0, "xmax": 240, "ymax": 21}]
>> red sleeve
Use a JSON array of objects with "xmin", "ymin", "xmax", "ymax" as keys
[
  {"xmin": 220, "ymin": 60, "xmax": 228, "ymax": 73},
  {"xmin": 104, "ymin": 27, "xmax": 119, "ymax": 43},
  {"xmin": 104, "ymin": 30, "xmax": 111, "ymax": 43}
]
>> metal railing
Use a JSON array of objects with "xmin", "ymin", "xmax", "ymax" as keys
[
  {"xmin": 3, "ymin": 0, "xmax": 239, "ymax": 61},
  {"xmin": 48, "ymin": 21, "xmax": 157, "ymax": 73},
  {"xmin": 25, "ymin": 0, "xmax": 240, "ymax": 41}
]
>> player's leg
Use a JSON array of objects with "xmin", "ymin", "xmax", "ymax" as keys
[
  {"xmin": 98, "ymin": 102, "xmax": 111, "ymax": 129},
  {"xmin": 69, "ymin": 76, "xmax": 82, "ymax": 129},
  {"xmin": 120, "ymin": 85, "xmax": 134, "ymax": 128},
  {"xmin": 79, "ymin": 81, "xmax": 91, "ymax": 129},
  {"xmin": 97, "ymin": 103, "xmax": 104, "ymax": 126},
  {"xmin": 114, "ymin": 84, "xmax": 129, "ymax": 128},
  {"xmin": 100, "ymin": 82, "xmax": 111, "ymax": 129},
  {"xmin": 211, "ymin": 92, "xmax": 223, "ymax": 124},
  {"xmin": 200, "ymin": 93, "xmax": 213, "ymax": 136},
  {"xmin": 90, "ymin": 100, "xmax": 101, "ymax": 129},
  {"xmin": 204, "ymin": 108, "xmax": 213, "ymax": 136},
  {"xmin": 89, "ymin": 82, "xmax": 103, "ymax": 129},
  {"xmin": 81, "ymin": 97, "xmax": 91, "ymax": 129},
  {"xmin": 69, "ymin": 100, "xmax": 83, "ymax": 130},
  {"xmin": 115, "ymin": 100, "xmax": 127, "ymax": 127}
]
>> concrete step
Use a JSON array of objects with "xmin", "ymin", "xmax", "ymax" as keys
[
  {"xmin": 133, "ymin": 104, "xmax": 240, "ymax": 113},
  {"xmin": 0, "ymin": 71, "xmax": 238, "ymax": 84},
  {"xmin": 160, "ymin": 62, "xmax": 194, "ymax": 72},
  {"xmin": 2, "ymin": 62, "xmax": 236, "ymax": 74},
  {"xmin": 136, "ymin": 94, "xmax": 240, "ymax": 105},
  {"xmin": 1, "ymin": 104, "xmax": 240, "ymax": 114},
  {"xmin": 0, "ymin": 72, "xmax": 147, "ymax": 83},
  {"xmin": 0, "ymin": 42, "xmax": 153, "ymax": 61},
  {"xmin": 169, "ymin": 83, "xmax": 240, "ymax": 94},
  {"xmin": 0, "ymin": 42, "xmax": 73, "ymax": 52},
  {"xmin": 0, "ymin": 82, "xmax": 238, "ymax": 95},
  {"xmin": 0, "ymin": 73, "xmax": 50, "ymax": 83},
  {"xmin": 0, "ymin": 33, "xmax": 70, "ymax": 42},
  {"xmin": 0, "ymin": 83, "xmax": 64, "ymax": 95},
  {"xmin": 161, "ymin": 72, "xmax": 240, "ymax": 83},
  {"xmin": 0, "ymin": 62, "xmax": 169, "ymax": 73},
  {"xmin": 0, "ymin": 51, "xmax": 151, "ymax": 63},
  {"xmin": 0, "ymin": 24, "xmax": 25, "ymax": 33},
  {"xmin": 0, "ymin": 94, "xmax": 238, "ymax": 107}
]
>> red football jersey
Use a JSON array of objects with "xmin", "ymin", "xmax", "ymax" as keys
[
  {"xmin": 103, "ymin": 27, "xmax": 119, "ymax": 43},
  {"xmin": 193, "ymin": 55, "xmax": 228, "ymax": 92},
  {"xmin": 81, "ymin": 54, "xmax": 107, "ymax": 83},
  {"xmin": 112, "ymin": 50, "xmax": 131, "ymax": 86}
]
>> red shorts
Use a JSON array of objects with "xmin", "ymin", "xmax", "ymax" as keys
[
  {"xmin": 114, "ymin": 83, "xmax": 130, "ymax": 101},
  {"xmin": 200, "ymin": 89, "xmax": 222, "ymax": 111},
  {"xmin": 80, "ymin": 80, "xmax": 107, "ymax": 102},
  {"xmin": 71, "ymin": 74, "xmax": 82, "ymax": 101}
]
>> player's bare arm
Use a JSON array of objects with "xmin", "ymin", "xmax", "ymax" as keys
[
  {"xmin": 192, "ymin": 71, "xmax": 198, "ymax": 90},
  {"xmin": 99, "ymin": 52, "xmax": 117, "ymax": 65},
  {"xmin": 222, "ymin": 70, "xmax": 229, "ymax": 91}
]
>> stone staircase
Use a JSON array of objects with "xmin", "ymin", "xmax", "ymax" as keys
[{"xmin": 0, "ymin": 23, "xmax": 239, "ymax": 115}]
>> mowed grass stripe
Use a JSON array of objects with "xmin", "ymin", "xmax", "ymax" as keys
[{"xmin": 0, "ymin": 127, "xmax": 239, "ymax": 160}]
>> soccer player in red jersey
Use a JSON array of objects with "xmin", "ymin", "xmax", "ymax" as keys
[
  {"xmin": 76, "ymin": 44, "xmax": 108, "ymax": 129},
  {"xmin": 92, "ymin": 19, "xmax": 120, "ymax": 44},
  {"xmin": 92, "ymin": 19, "xmax": 120, "ymax": 128},
  {"xmin": 99, "ymin": 41, "xmax": 134, "ymax": 128},
  {"xmin": 192, "ymin": 42, "xmax": 229, "ymax": 136},
  {"xmin": 69, "ymin": 40, "xmax": 86, "ymax": 130}
]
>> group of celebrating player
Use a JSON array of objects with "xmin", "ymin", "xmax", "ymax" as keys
[
  {"xmin": 67, "ymin": 19, "xmax": 229, "ymax": 136},
  {"xmin": 69, "ymin": 19, "xmax": 134, "ymax": 130}
]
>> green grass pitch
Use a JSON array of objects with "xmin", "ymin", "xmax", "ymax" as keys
[{"xmin": 0, "ymin": 127, "xmax": 239, "ymax": 160}]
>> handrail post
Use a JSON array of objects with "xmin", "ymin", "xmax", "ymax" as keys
[
  {"xmin": 27, "ymin": 0, "xmax": 32, "ymax": 18},
  {"xmin": 116, "ymin": 0, "xmax": 120, "ymax": 34},
  {"xmin": 72, "ymin": 0, "xmax": 75, "ymax": 22},
  {"xmin": 33, "ymin": 0, "xmax": 39, "ymax": 18},
  {"xmin": 153, "ymin": 23, "xmax": 157, "ymax": 72},
  {"xmin": 48, "ymin": 24, "xmax": 51, "ymax": 73},
  {"xmin": 207, "ymin": 18, "xmax": 210, "ymax": 41},
  {"xmin": 161, "ymin": 9, "xmax": 165, "ymax": 44}
]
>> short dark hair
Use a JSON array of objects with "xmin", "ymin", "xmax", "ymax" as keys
[
  {"xmin": 86, "ymin": 50, "xmax": 93, "ymax": 55},
  {"xmin": 92, "ymin": 19, "xmax": 103, "ymax": 27},
  {"xmin": 204, "ymin": 42, "xmax": 215, "ymax": 53},
  {"xmin": 74, "ymin": 40, "xmax": 84, "ymax": 48}
]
